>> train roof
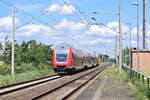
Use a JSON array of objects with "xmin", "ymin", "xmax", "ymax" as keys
[
  {"xmin": 55, "ymin": 43, "xmax": 98, "ymax": 58},
  {"xmin": 55, "ymin": 43, "xmax": 73, "ymax": 50}
]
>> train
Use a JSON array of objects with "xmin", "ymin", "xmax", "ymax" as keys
[{"xmin": 52, "ymin": 43, "xmax": 99, "ymax": 74}]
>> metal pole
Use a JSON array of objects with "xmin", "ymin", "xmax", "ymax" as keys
[
  {"xmin": 123, "ymin": 33, "xmax": 127, "ymax": 65},
  {"xmin": 131, "ymin": 3, "xmax": 140, "ymax": 71},
  {"xmin": 143, "ymin": 0, "xmax": 146, "ymax": 49},
  {"xmin": 137, "ymin": 4, "xmax": 140, "ymax": 72},
  {"xmin": 122, "ymin": 38, "xmax": 124, "ymax": 64},
  {"xmin": 115, "ymin": 35, "xmax": 118, "ymax": 66},
  {"xmin": 127, "ymin": 22, "xmax": 132, "ymax": 68},
  {"xmin": 119, "ymin": 0, "xmax": 122, "ymax": 74},
  {"xmin": 129, "ymin": 24, "xmax": 132, "ymax": 68},
  {"xmin": 11, "ymin": 4, "xmax": 15, "ymax": 76}
]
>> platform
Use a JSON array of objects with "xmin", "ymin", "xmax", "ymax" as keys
[{"xmin": 76, "ymin": 72, "xmax": 134, "ymax": 100}]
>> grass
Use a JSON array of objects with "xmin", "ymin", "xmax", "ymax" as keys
[
  {"xmin": 0, "ymin": 69, "xmax": 55, "ymax": 87},
  {"xmin": 0, "ymin": 64, "xmax": 55, "ymax": 87},
  {"xmin": 98, "ymin": 65, "xmax": 128, "ymax": 80},
  {"xmin": 128, "ymin": 80, "xmax": 149, "ymax": 100},
  {"xmin": 0, "ymin": 63, "xmax": 54, "ymax": 75}
]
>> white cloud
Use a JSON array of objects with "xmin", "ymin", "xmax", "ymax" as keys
[
  {"xmin": 86, "ymin": 25, "xmax": 117, "ymax": 36},
  {"xmin": 107, "ymin": 22, "xmax": 129, "ymax": 34},
  {"xmin": 15, "ymin": 19, "xmax": 86, "ymax": 38},
  {"xmin": 0, "ymin": 16, "xmax": 19, "ymax": 31},
  {"xmin": 88, "ymin": 39, "xmax": 112, "ymax": 45},
  {"xmin": 54, "ymin": 19, "xmax": 86, "ymax": 31},
  {"xmin": 72, "ymin": 22, "xmax": 86, "ymax": 30},
  {"xmin": 60, "ymin": 5, "xmax": 75, "ymax": 15},
  {"xmin": 107, "ymin": 22, "xmax": 119, "ymax": 29},
  {"xmin": 16, "ymin": 24, "xmax": 51, "ymax": 37},
  {"xmin": 45, "ymin": 4, "xmax": 61, "ymax": 14},
  {"xmin": 86, "ymin": 21, "xmax": 129, "ymax": 37},
  {"xmin": 1, "ymin": 15, "xmax": 150, "ymax": 57},
  {"xmin": 54, "ymin": 19, "xmax": 72, "ymax": 30},
  {"xmin": 44, "ymin": 4, "xmax": 75, "ymax": 15}
]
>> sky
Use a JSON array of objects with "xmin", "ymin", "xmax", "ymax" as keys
[{"xmin": 0, "ymin": 0, "xmax": 150, "ymax": 57}]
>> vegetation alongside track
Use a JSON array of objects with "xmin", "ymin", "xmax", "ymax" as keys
[
  {"xmin": 98, "ymin": 65, "xmax": 149, "ymax": 100},
  {"xmin": 0, "ymin": 63, "xmax": 53, "ymax": 75},
  {"xmin": 0, "ymin": 39, "xmax": 56, "ymax": 86},
  {"xmin": 0, "ymin": 66, "xmax": 55, "ymax": 87},
  {"xmin": 0, "ymin": 38, "xmax": 53, "ymax": 66}
]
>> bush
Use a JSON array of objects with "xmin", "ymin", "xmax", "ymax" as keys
[
  {"xmin": 125, "ymin": 72, "xmax": 150, "ymax": 100},
  {"xmin": 128, "ymin": 79, "xmax": 149, "ymax": 100}
]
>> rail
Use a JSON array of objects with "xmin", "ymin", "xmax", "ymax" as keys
[{"xmin": 122, "ymin": 65, "xmax": 150, "ymax": 89}]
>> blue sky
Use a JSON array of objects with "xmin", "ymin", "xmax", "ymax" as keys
[{"xmin": 0, "ymin": 0, "xmax": 150, "ymax": 57}]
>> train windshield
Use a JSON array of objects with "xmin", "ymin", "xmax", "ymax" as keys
[{"xmin": 56, "ymin": 54, "xmax": 68, "ymax": 62}]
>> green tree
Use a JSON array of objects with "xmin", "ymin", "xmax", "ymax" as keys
[
  {"xmin": 15, "ymin": 40, "xmax": 53, "ymax": 65},
  {"xmin": 2, "ymin": 39, "xmax": 53, "ymax": 66},
  {"xmin": 2, "ymin": 36, "xmax": 11, "ymax": 64},
  {"xmin": 0, "ymin": 42, "xmax": 2, "ymax": 50},
  {"xmin": 122, "ymin": 47, "xmax": 131, "ymax": 66},
  {"xmin": 0, "ymin": 42, "xmax": 3, "ymax": 61}
]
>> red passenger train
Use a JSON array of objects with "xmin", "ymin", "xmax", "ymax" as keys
[{"xmin": 52, "ymin": 43, "xmax": 99, "ymax": 74}]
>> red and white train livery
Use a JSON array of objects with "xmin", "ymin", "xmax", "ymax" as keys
[{"xmin": 52, "ymin": 43, "xmax": 99, "ymax": 73}]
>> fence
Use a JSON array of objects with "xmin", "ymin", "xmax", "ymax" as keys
[{"xmin": 122, "ymin": 65, "xmax": 150, "ymax": 89}]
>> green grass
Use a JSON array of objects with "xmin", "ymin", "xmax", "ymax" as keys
[
  {"xmin": 98, "ymin": 65, "xmax": 128, "ymax": 81},
  {"xmin": 128, "ymin": 80, "xmax": 149, "ymax": 100},
  {"xmin": 0, "ymin": 69, "xmax": 55, "ymax": 87},
  {"xmin": 0, "ymin": 63, "xmax": 53, "ymax": 75},
  {"xmin": 0, "ymin": 63, "xmax": 55, "ymax": 87}
]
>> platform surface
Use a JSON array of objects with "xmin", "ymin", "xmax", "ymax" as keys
[{"xmin": 76, "ymin": 77, "xmax": 134, "ymax": 100}]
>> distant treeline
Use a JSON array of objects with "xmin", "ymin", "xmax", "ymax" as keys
[{"xmin": 0, "ymin": 37, "xmax": 53, "ymax": 66}]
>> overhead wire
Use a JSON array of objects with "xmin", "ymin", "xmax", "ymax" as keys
[
  {"xmin": 61, "ymin": 0, "xmax": 83, "ymax": 20},
  {"xmin": 61, "ymin": 0, "xmax": 119, "ymax": 35},
  {"xmin": 0, "ymin": 0, "xmax": 54, "ymax": 30},
  {"xmin": 0, "ymin": 0, "xmax": 118, "ymax": 55}
]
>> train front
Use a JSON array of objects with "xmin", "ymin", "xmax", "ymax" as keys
[{"xmin": 52, "ymin": 44, "xmax": 73, "ymax": 74}]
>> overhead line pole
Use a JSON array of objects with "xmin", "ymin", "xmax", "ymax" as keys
[
  {"xmin": 131, "ymin": 3, "xmax": 140, "ymax": 72},
  {"xmin": 143, "ymin": 0, "xmax": 147, "ymax": 49},
  {"xmin": 11, "ymin": 4, "xmax": 16, "ymax": 76},
  {"xmin": 115, "ymin": 35, "xmax": 118, "ymax": 66},
  {"xmin": 137, "ymin": 4, "xmax": 140, "ymax": 72},
  {"xmin": 126, "ymin": 22, "xmax": 132, "ymax": 68},
  {"xmin": 118, "ymin": 0, "xmax": 122, "ymax": 74}
]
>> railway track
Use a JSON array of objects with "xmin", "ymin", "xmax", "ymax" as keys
[
  {"xmin": 0, "ymin": 63, "xmax": 111, "ymax": 100},
  {"xmin": 31, "ymin": 63, "xmax": 111, "ymax": 100}
]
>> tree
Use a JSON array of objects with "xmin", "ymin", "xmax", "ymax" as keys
[
  {"xmin": 122, "ymin": 47, "xmax": 131, "ymax": 66},
  {"xmin": 0, "ymin": 42, "xmax": 3, "ymax": 61},
  {"xmin": 0, "ymin": 42, "xmax": 2, "ymax": 50},
  {"xmin": 2, "ymin": 39, "xmax": 53, "ymax": 65},
  {"xmin": 2, "ymin": 36, "xmax": 11, "ymax": 64}
]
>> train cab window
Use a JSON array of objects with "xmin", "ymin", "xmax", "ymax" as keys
[{"xmin": 56, "ymin": 54, "xmax": 68, "ymax": 62}]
